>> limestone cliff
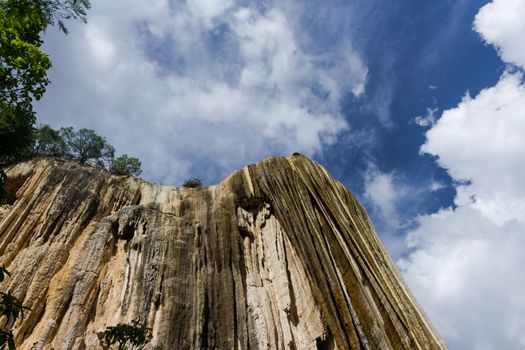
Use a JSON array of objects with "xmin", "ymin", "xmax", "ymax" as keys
[{"xmin": 0, "ymin": 156, "xmax": 445, "ymax": 349}]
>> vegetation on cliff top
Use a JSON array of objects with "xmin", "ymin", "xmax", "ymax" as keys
[
  {"xmin": 182, "ymin": 178, "xmax": 202, "ymax": 188},
  {"xmin": 33, "ymin": 125, "xmax": 142, "ymax": 176}
]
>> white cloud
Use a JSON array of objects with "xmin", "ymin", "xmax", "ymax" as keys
[
  {"xmin": 362, "ymin": 165, "xmax": 448, "ymax": 261},
  {"xmin": 474, "ymin": 0, "xmax": 525, "ymax": 69},
  {"xmin": 428, "ymin": 181, "xmax": 445, "ymax": 192},
  {"xmin": 363, "ymin": 167, "xmax": 418, "ymax": 262},
  {"xmin": 85, "ymin": 24, "xmax": 115, "ymax": 67},
  {"xmin": 363, "ymin": 166, "xmax": 445, "ymax": 227},
  {"xmin": 401, "ymin": 0, "xmax": 525, "ymax": 347},
  {"xmin": 364, "ymin": 169, "xmax": 404, "ymax": 225},
  {"xmin": 399, "ymin": 206, "xmax": 525, "ymax": 349},
  {"xmin": 422, "ymin": 73, "xmax": 525, "ymax": 224},
  {"xmin": 35, "ymin": 0, "xmax": 367, "ymax": 184},
  {"xmin": 187, "ymin": 0, "xmax": 234, "ymax": 27}
]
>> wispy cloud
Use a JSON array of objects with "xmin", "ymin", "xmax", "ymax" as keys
[
  {"xmin": 413, "ymin": 107, "xmax": 438, "ymax": 127},
  {"xmin": 362, "ymin": 164, "xmax": 446, "ymax": 260},
  {"xmin": 364, "ymin": 168, "xmax": 405, "ymax": 227}
]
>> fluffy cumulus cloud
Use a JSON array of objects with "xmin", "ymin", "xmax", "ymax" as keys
[
  {"xmin": 474, "ymin": 0, "xmax": 525, "ymax": 70},
  {"xmin": 400, "ymin": 1, "xmax": 525, "ymax": 348},
  {"xmin": 35, "ymin": 0, "xmax": 367, "ymax": 184}
]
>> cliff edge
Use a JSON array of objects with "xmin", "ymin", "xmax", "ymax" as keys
[{"xmin": 0, "ymin": 155, "xmax": 445, "ymax": 349}]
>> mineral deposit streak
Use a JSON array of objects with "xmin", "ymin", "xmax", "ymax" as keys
[{"xmin": 0, "ymin": 156, "xmax": 446, "ymax": 349}]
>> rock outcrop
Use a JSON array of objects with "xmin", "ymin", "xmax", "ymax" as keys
[{"xmin": 0, "ymin": 156, "xmax": 445, "ymax": 349}]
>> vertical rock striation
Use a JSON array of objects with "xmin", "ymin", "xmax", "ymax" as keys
[{"xmin": 0, "ymin": 156, "xmax": 446, "ymax": 349}]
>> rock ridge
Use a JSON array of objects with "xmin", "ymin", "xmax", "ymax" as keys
[{"xmin": 0, "ymin": 156, "xmax": 446, "ymax": 349}]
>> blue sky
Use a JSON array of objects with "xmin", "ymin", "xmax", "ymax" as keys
[
  {"xmin": 319, "ymin": 0, "xmax": 504, "ymax": 253},
  {"xmin": 35, "ymin": 0, "xmax": 525, "ymax": 348}
]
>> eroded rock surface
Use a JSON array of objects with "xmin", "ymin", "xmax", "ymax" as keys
[{"xmin": 0, "ymin": 156, "xmax": 446, "ymax": 349}]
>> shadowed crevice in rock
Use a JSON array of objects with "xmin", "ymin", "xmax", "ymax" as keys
[{"xmin": 0, "ymin": 156, "xmax": 446, "ymax": 349}]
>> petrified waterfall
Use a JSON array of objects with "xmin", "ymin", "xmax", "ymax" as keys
[{"xmin": 0, "ymin": 155, "xmax": 445, "ymax": 349}]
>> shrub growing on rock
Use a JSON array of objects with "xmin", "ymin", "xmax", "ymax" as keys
[
  {"xmin": 0, "ymin": 266, "xmax": 30, "ymax": 350},
  {"xmin": 182, "ymin": 178, "xmax": 202, "ymax": 188},
  {"xmin": 101, "ymin": 320, "xmax": 152, "ymax": 350}
]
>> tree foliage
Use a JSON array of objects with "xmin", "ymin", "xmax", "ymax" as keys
[
  {"xmin": 29, "ymin": 0, "xmax": 91, "ymax": 35},
  {"xmin": 102, "ymin": 320, "xmax": 152, "ymax": 350},
  {"xmin": 0, "ymin": 0, "xmax": 51, "ymax": 108},
  {"xmin": 0, "ymin": 0, "xmax": 90, "ymax": 167},
  {"xmin": 0, "ymin": 330, "xmax": 15, "ymax": 350},
  {"xmin": 33, "ymin": 125, "xmax": 142, "ymax": 176},
  {"xmin": 0, "ymin": 107, "xmax": 35, "ymax": 166},
  {"xmin": 0, "ymin": 267, "xmax": 11, "ymax": 284},
  {"xmin": 0, "ymin": 0, "xmax": 50, "ymax": 166},
  {"xmin": 59, "ymin": 127, "xmax": 115, "ymax": 166},
  {"xmin": 110, "ymin": 154, "xmax": 142, "ymax": 176},
  {"xmin": 0, "ymin": 266, "xmax": 30, "ymax": 350},
  {"xmin": 33, "ymin": 124, "xmax": 67, "ymax": 156},
  {"xmin": 0, "ymin": 292, "xmax": 28, "ymax": 323}
]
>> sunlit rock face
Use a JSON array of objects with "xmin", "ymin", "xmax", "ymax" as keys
[{"xmin": 0, "ymin": 156, "xmax": 445, "ymax": 349}]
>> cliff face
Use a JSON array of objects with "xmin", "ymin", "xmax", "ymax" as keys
[{"xmin": 0, "ymin": 156, "xmax": 445, "ymax": 349}]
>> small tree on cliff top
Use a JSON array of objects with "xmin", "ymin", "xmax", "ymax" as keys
[
  {"xmin": 59, "ymin": 127, "xmax": 115, "ymax": 166},
  {"xmin": 110, "ymin": 154, "xmax": 142, "ymax": 176},
  {"xmin": 32, "ymin": 125, "xmax": 143, "ymax": 176}
]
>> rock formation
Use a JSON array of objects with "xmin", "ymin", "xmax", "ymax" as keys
[{"xmin": 0, "ymin": 156, "xmax": 446, "ymax": 349}]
